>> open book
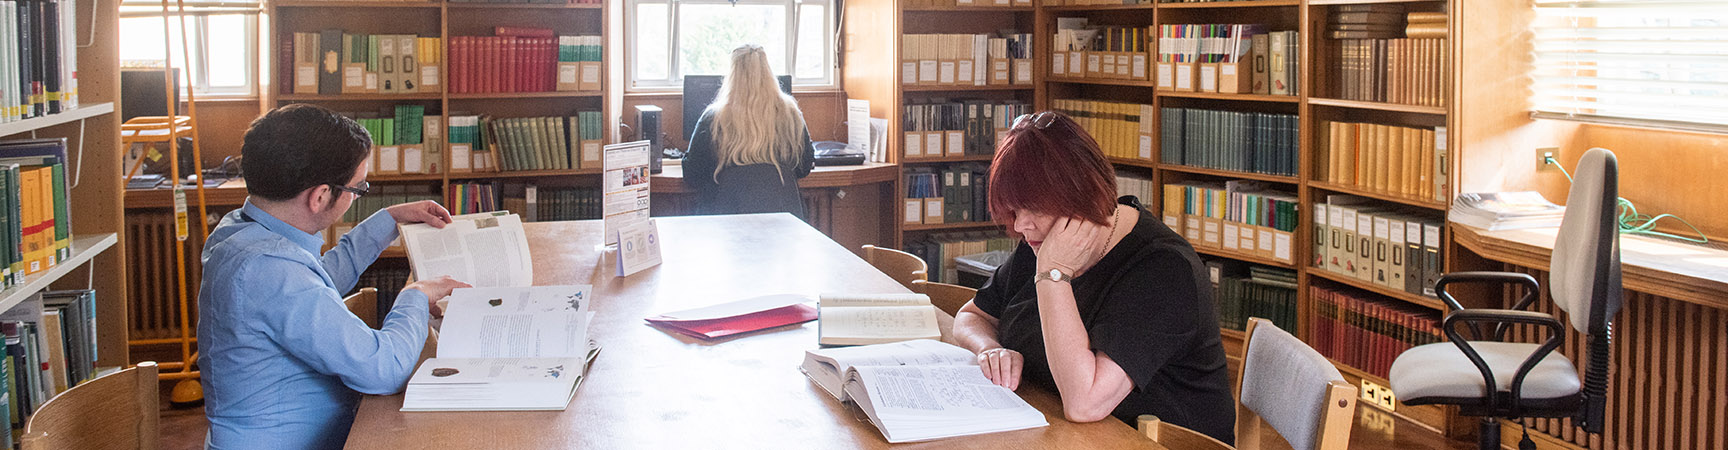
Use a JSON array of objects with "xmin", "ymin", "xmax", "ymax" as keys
[
  {"xmin": 817, "ymin": 293, "xmax": 940, "ymax": 346},
  {"xmin": 399, "ymin": 211, "xmax": 532, "ymax": 288},
  {"xmin": 800, "ymin": 340, "xmax": 1048, "ymax": 443},
  {"xmin": 403, "ymin": 285, "xmax": 599, "ymax": 412}
]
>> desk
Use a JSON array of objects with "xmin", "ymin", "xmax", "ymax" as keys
[
  {"xmin": 650, "ymin": 163, "xmax": 900, "ymax": 256},
  {"xmin": 345, "ymin": 214, "xmax": 1155, "ymax": 449}
]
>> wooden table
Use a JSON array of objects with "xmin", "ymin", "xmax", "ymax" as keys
[
  {"xmin": 345, "ymin": 214, "xmax": 1157, "ymax": 449},
  {"xmin": 649, "ymin": 162, "xmax": 900, "ymax": 257}
]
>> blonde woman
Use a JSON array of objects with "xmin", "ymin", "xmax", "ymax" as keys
[{"xmin": 683, "ymin": 44, "xmax": 816, "ymax": 218}]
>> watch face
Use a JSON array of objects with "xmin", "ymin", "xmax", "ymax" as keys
[{"xmin": 1048, "ymin": 269, "xmax": 1062, "ymax": 280}]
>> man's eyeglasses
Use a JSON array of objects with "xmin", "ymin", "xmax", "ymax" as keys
[
  {"xmin": 330, "ymin": 180, "xmax": 370, "ymax": 198},
  {"xmin": 1012, "ymin": 112, "xmax": 1059, "ymax": 130}
]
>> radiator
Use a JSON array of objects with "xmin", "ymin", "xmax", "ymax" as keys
[
  {"xmin": 1503, "ymin": 266, "xmax": 1726, "ymax": 450},
  {"xmin": 124, "ymin": 209, "xmax": 219, "ymax": 342}
]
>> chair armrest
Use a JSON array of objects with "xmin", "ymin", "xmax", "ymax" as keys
[
  {"xmin": 1442, "ymin": 309, "xmax": 1566, "ymax": 411},
  {"xmin": 1435, "ymin": 271, "xmax": 1541, "ymax": 339}
]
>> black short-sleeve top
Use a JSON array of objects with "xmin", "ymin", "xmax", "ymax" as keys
[{"xmin": 971, "ymin": 196, "xmax": 1236, "ymax": 444}]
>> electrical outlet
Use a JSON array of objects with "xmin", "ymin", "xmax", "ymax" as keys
[
  {"xmin": 1359, "ymin": 379, "xmax": 1398, "ymax": 411},
  {"xmin": 1537, "ymin": 147, "xmax": 1559, "ymax": 171}
]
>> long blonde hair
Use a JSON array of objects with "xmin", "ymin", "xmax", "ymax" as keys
[{"xmin": 710, "ymin": 44, "xmax": 806, "ymax": 181}]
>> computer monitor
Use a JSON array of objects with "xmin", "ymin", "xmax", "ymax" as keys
[
  {"xmin": 120, "ymin": 68, "xmax": 181, "ymax": 122},
  {"xmin": 681, "ymin": 74, "xmax": 792, "ymax": 141}
]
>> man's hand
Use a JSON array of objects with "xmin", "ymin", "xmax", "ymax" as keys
[
  {"xmin": 405, "ymin": 276, "xmax": 470, "ymax": 317},
  {"xmin": 385, "ymin": 200, "xmax": 454, "ymax": 228}
]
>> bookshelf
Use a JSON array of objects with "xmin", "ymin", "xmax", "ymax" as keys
[
  {"xmin": 263, "ymin": 0, "xmax": 619, "ymax": 254},
  {"xmin": 846, "ymin": 0, "xmax": 1460, "ymax": 433},
  {"xmin": 0, "ymin": 0, "xmax": 130, "ymax": 388}
]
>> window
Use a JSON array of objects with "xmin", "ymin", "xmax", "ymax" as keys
[
  {"xmin": 118, "ymin": 1, "xmax": 260, "ymax": 97},
  {"xmin": 1530, "ymin": 0, "xmax": 1728, "ymax": 132},
  {"xmin": 628, "ymin": 0, "xmax": 835, "ymax": 90}
]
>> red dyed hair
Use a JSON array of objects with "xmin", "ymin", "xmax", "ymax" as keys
[{"xmin": 987, "ymin": 111, "xmax": 1118, "ymax": 233}]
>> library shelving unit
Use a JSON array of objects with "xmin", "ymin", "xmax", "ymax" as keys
[
  {"xmin": 843, "ymin": 0, "xmax": 1038, "ymax": 285},
  {"xmin": 849, "ymin": 0, "xmax": 1461, "ymax": 434},
  {"xmin": 262, "ymin": 0, "xmax": 621, "ymax": 245},
  {"xmin": 0, "ymin": 0, "xmax": 130, "ymax": 373}
]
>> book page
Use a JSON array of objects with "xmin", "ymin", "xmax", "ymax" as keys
[
  {"xmin": 438, "ymin": 286, "xmax": 592, "ymax": 359},
  {"xmin": 820, "ymin": 305, "xmax": 940, "ymax": 342},
  {"xmin": 851, "ymin": 365, "xmax": 1033, "ymax": 415},
  {"xmin": 808, "ymin": 339, "xmax": 976, "ymax": 373},
  {"xmin": 818, "ymin": 293, "xmax": 931, "ymax": 307},
  {"xmin": 400, "ymin": 213, "xmax": 532, "ymax": 288}
]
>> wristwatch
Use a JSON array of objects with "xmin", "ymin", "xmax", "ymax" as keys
[{"xmin": 1034, "ymin": 268, "xmax": 1073, "ymax": 284}]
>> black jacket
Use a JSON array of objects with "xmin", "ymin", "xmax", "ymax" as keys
[{"xmin": 682, "ymin": 108, "xmax": 816, "ymax": 219}]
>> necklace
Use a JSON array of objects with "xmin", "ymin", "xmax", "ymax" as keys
[{"xmin": 1107, "ymin": 207, "xmax": 1120, "ymax": 237}]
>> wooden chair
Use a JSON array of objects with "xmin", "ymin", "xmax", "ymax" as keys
[
  {"xmin": 20, "ymin": 361, "xmax": 159, "ymax": 450},
  {"xmin": 344, "ymin": 287, "xmax": 381, "ymax": 329},
  {"xmin": 1138, "ymin": 415, "xmax": 1232, "ymax": 450},
  {"xmin": 1236, "ymin": 317, "xmax": 1356, "ymax": 450},
  {"xmin": 911, "ymin": 279, "xmax": 975, "ymax": 316},
  {"xmin": 861, "ymin": 244, "xmax": 928, "ymax": 290}
]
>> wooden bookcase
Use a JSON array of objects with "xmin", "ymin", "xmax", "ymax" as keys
[
  {"xmin": 0, "ymin": 0, "xmax": 128, "ymax": 368},
  {"xmin": 262, "ymin": 0, "xmax": 620, "ymax": 243},
  {"xmin": 847, "ymin": 0, "xmax": 1462, "ymax": 435}
]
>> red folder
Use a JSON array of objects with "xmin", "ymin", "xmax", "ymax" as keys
[{"xmin": 645, "ymin": 294, "xmax": 818, "ymax": 340}]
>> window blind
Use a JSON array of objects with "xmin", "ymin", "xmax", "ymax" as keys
[
  {"xmin": 118, "ymin": 1, "xmax": 260, "ymax": 18},
  {"xmin": 1531, "ymin": 0, "xmax": 1728, "ymax": 132}
]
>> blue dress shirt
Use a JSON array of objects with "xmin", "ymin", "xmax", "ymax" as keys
[{"xmin": 198, "ymin": 200, "xmax": 429, "ymax": 450}]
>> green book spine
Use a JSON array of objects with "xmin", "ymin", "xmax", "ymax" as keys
[
  {"xmin": 7, "ymin": 166, "xmax": 22, "ymax": 284},
  {"xmin": 0, "ymin": 168, "xmax": 9, "ymax": 287},
  {"xmin": 50, "ymin": 164, "xmax": 67, "ymax": 262}
]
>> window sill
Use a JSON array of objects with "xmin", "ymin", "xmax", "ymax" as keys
[{"xmin": 624, "ymin": 87, "xmax": 845, "ymax": 99}]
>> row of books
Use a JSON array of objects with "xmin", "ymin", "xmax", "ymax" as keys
[
  {"xmin": 449, "ymin": 31, "xmax": 602, "ymax": 94},
  {"xmin": 1311, "ymin": 195, "xmax": 1444, "ymax": 297},
  {"xmin": 1323, "ymin": 6, "xmax": 1445, "ymax": 40},
  {"xmin": 1051, "ymin": 99, "xmax": 1152, "ymax": 161},
  {"xmin": 902, "ymin": 164, "xmax": 990, "ymax": 226},
  {"xmin": 338, "ymin": 190, "xmax": 442, "ymax": 226},
  {"xmin": 1308, "ymin": 284, "xmax": 1441, "ymax": 380},
  {"xmin": 1162, "ymin": 181, "xmax": 1298, "ymax": 264},
  {"xmin": 901, "ymin": 0, "xmax": 1029, "ymax": 8},
  {"xmin": 1334, "ymin": 38, "xmax": 1448, "ymax": 107},
  {"xmin": 1318, "ymin": 121, "xmax": 1447, "ymax": 203},
  {"xmin": 903, "ymin": 231, "xmax": 1016, "ymax": 284},
  {"xmin": 1116, "ymin": 172, "xmax": 1154, "ymax": 207},
  {"xmin": 901, "ymin": 100, "xmax": 1027, "ymax": 159},
  {"xmin": 1051, "ymin": 24, "xmax": 1150, "ymax": 81},
  {"xmin": 1159, "ymin": 107, "xmax": 1299, "ymax": 177},
  {"xmin": 1, "ymin": 0, "xmax": 78, "ymax": 122},
  {"xmin": 899, "ymin": 33, "xmax": 1033, "ymax": 87},
  {"xmin": 285, "ymin": 32, "xmax": 441, "ymax": 95},
  {"xmin": 447, "ymin": 112, "xmax": 604, "ymax": 173},
  {"xmin": 0, "ymin": 138, "xmax": 71, "ymax": 287},
  {"xmin": 1206, "ymin": 260, "xmax": 1298, "ymax": 333},
  {"xmin": 507, "ymin": 185, "xmax": 603, "ymax": 223},
  {"xmin": 1158, "ymin": 28, "xmax": 1298, "ymax": 96},
  {"xmin": 447, "ymin": 182, "xmax": 502, "ymax": 216},
  {"xmin": 356, "ymin": 105, "xmax": 445, "ymax": 176},
  {"xmin": 2, "ymin": 290, "xmax": 101, "ymax": 448}
]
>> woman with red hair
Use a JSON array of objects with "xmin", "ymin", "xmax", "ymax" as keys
[{"xmin": 951, "ymin": 112, "xmax": 1235, "ymax": 444}]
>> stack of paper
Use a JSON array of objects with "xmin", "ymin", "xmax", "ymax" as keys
[{"xmin": 1449, "ymin": 192, "xmax": 1566, "ymax": 231}]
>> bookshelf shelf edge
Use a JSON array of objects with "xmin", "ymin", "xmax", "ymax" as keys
[{"xmin": 0, "ymin": 234, "xmax": 120, "ymax": 314}]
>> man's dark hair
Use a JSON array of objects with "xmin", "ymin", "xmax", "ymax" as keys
[{"xmin": 240, "ymin": 104, "xmax": 372, "ymax": 201}]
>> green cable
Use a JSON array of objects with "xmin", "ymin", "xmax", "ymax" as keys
[{"xmin": 1550, "ymin": 156, "xmax": 1710, "ymax": 244}]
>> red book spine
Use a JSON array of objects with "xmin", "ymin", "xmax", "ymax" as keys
[
  {"xmin": 494, "ymin": 26, "xmax": 555, "ymax": 38},
  {"xmin": 505, "ymin": 36, "xmax": 518, "ymax": 93},
  {"xmin": 539, "ymin": 38, "xmax": 552, "ymax": 92},
  {"xmin": 488, "ymin": 37, "xmax": 501, "ymax": 93},
  {"xmin": 451, "ymin": 37, "xmax": 465, "ymax": 94},
  {"xmin": 279, "ymin": 33, "xmax": 294, "ymax": 94}
]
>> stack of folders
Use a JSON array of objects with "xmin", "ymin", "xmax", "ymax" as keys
[
  {"xmin": 644, "ymin": 294, "xmax": 818, "ymax": 340},
  {"xmin": 1448, "ymin": 192, "xmax": 1565, "ymax": 231},
  {"xmin": 801, "ymin": 340, "xmax": 1048, "ymax": 443}
]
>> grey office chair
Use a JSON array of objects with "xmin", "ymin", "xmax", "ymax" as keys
[{"xmin": 1389, "ymin": 148, "xmax": 1622, "ymax": 450}]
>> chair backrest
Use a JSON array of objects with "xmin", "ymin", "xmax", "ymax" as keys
[
  {"xmin": 1550, "ymin": 147, "xmax": 1622, "ymax": 336},
  {"xmin": 911, "ymin": 279, "xmax": 975, "ymax": 316},
  {"xmin": 1236, "ymin": 318, "xmax": 1356, "ymax": 450},
  {"xmin": 21, "ymin": 361, "xmax": 160, "ymax": 450},
  {"xmin": 344, "ymin": 287, "xmax": 381, "ymax": 329},
  {"xmin": 861, "ymin": 244, "xmax": 928, "ymax": 290},
  {"xmin": 1138, "ymin": 414, "xmax": 1233, "ymax": 450}
]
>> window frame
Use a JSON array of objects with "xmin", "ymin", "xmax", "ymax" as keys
[
  {"xmin": 118, "ymin": 6, "xmax": 261, "ymax": 98},
  {"xmin": 625, "ymin": 0, "xmax": 837, "ymax": 92}
]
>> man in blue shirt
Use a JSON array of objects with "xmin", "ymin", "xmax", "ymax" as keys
[{"xmin": 198, "ymin": 104, "xmax": 470, "ymax": 449}]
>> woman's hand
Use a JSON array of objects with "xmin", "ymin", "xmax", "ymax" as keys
[
  {"xmin": 1035, "ymin": 216, "xmax": 1111, "ymax": 277},
  {"xmin": 977, "ymin": 347, "xmax": 1024, "ymax": 391}
]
